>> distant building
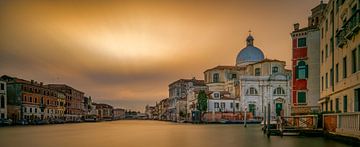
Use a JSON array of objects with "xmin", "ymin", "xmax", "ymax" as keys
[
  {"xmin": 83, "ymin": 96, "xmax": 97, "ymax": 121},
  {"xmin": 145, "ymin": 105, "xmax": 156, "ymax": 119},
  {"xmin": 113, "ymin": 108, "xmax": 126, "ymax": 120},
  {"xmin": 1, "ymin": 75, "xmax": 65, "ymax": 122},
  {"xmin": 168, "ymin": 78, "xmax": 205, "ymax": 121},
  {"xmin": 93, "ymin": 103, "xmax": 113, "ymax": 120},
  {"xmin": 0, "ymin": 80, "xmax": 7, "ymax": 119},
  {"xmin": 47, "ymin": 84, "xmax": 84, "ymax": 122},
  {"xmin": 290, "ymin": 2, "xmax": 326, "ymax": 115},
  {"xmin": 319, "ymin": 0, "xmax": 360, "ymax": 113}
]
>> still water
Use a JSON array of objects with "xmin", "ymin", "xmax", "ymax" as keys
[{"xmin": 0, "ymin": 120, "xmax": 353, "ymax": 147}]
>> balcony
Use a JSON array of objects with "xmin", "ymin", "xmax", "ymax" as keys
[
  {"xmin": 344, "ymin": 10, "xmax": 360, "ymax": 39},
  {"xmin": 336, "ymin": 10, "xmax": 360, "ymax": 48}
]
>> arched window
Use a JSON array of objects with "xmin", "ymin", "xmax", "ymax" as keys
[
  {"xmin": 296, "ymin": 61, "xmax": 308, "ymax": 79},
  {"xmin": 213, "ymin": 73, "xmax": 219, "ymax": 83},
  {"xmin": 246, "ymin": 87, "xmax": 258, "ymax": 95},
  {"xmin": 273, "ymin": 87, "xmax": 285, "ymax": 95},
  {"xmin": 272, "ymin": 66, "xmax": 279, "ymax": 73}
]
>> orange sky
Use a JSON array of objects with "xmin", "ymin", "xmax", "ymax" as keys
[{"xmin": 0, "ymin": 0, "xmax": 324, "ymax": 111}]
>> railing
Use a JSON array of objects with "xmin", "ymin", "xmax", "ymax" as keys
[
  {"xmin": 336, "ymin": 10, "xmax": 360, "ymax": 48},
  {"xmin": 344, "ymin": 10, "xmax": 360, "ymax": 39},
  {"xmin": 323, "ymin": 112, "xmax": 360, "ymax": 136},
  {"xmin": 279, "ymin": 115, "xmax": 318, "ymax": 129}
]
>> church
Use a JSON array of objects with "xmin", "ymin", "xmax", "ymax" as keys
[{"xmin": 204, "ymin": 33, "xmax": 292, "ymax": 120}]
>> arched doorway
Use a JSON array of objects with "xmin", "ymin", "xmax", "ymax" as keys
[{"xmin": 274, "ymin": 98, "xmax": 285, "ymax": 116}]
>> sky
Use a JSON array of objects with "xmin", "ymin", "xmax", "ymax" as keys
[{"xmin": 0, "ymin": 0, "xmax": 324, "ymax": 111}]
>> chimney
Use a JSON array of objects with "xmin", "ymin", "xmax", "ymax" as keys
[
  {"xmin": 294, "ymin": 23, "xmax": 300, "ymax": 31},
  {"xmin": 31, "ymin": 80, "xmax": 34, "ymax": 84}
]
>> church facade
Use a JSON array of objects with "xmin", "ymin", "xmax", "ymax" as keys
[{"xmin": 204, "ymin": 34, "xmax": 292, "ymax": 120}]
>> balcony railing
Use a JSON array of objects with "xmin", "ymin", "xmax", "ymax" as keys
[
  {"xmin": 336, "ymin": 10, "xmax": 360, "ymax": 48},
  {"xmin": 323, "ymin": 112, "xmax": 360, "ymax": 136}
]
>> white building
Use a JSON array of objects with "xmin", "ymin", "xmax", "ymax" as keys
[
  {"xmin": 0, "ymin": 81, "xmax": 7, "ymax": 119},
  {"xmin": 204, "ymin": 34, "xmax": 292, "ymax": 120}
]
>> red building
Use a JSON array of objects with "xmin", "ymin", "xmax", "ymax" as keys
[{"xmin": 291, "ymin": 2, "xmax": 326, "ymax": 115}]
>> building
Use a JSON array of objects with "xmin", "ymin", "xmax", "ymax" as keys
[
  {"xmin": 0, "ymin": 80, "xmax": 7, "ymax": 119},
  {"xmin": 145, "ymin": 105, "xmax": 156, "ymax": 119},
  {"xmin": 94, "ymin": 103, "xmax": 113, "ymax": 120},
  {"xmin": 47, "ymin": 84, "xmax": 84, "ymax": 122},
  {"xmin": 113, "ymin": 108, "xmax": 126, "ymax": 120},
  {"xmin": 168, "ymin": 78, "xmax": 205, "ymax": 121},
  {"xmin": 203, "ymin": 34, "xmax": 292, "ymax": 120},
  {"xmin": 83, "ymin": 96, "xmax": 97, "ymax": 121},
  {"xmin": 156, "ymin": 98, "xmax": 170, "ymax": 120},
  {"xmin": 185, "ymin": 83, "xmax": 207, "ymax": 121},
  {"xmin": 0, "ymin": 75, "xmax": 65, "ymax": 122},
  {"xmin": 319, "ymin": 0, "xmax": 360, "ymax": 113},
  {"xmin": 291, "ymin": 2, "xmax": 326, "ymax": 115}
]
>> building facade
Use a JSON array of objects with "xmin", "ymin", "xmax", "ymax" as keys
[
  {"xmin": 0, "ymin": 80, "xmax": 7, "ymax": 119},
  {"xmin": 291, "ymin": 2, "xmax": 326, "ymax": 115},
  {"xmin": 113, "ymin": 108, "xmax": 126, "ymax": 120},
  {"xmin": 319, "ymin": 0, "xmax": 360, "ymax": 113},
  {"xmin": 203, "ymin": 34, "xmax": 292, "ymax": 120},
  {"xmin": 1, "ymin": 75, "xmax": 65, "ymax": 122},
  {"xmin": 168, "ymin": 78, "xmax": 205, "ymax": 121},
  {"xmin": 47, "ymin": 84, "xmax": 84, "ymax": 122},
  {"xmin": 94, "ymin": 103, "xmax": 113, "ymax": 120}
]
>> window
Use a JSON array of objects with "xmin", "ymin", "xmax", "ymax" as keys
[
  {"xmin": 321, "ymin": 50, "xmax": 324, "ymax": 63},
  {"xmin": 213, "ymin": 73, "xmax": 219, "ymax": 83},
  {"xmin": 214, "ymin": 102, "xmax": 219, "ymax": 108},
  {"xmin": 343, "ymin": 56, "xmax": 347, "ymax": 78},
  {"xmin": 30, "ymin": 97, "xmax": 32, "ymax": 102},
  {"xmin": 35, "ymin": 108, "xmax": 37, "ymax": 113},
  {"xmin": 0, "ymin": 83, "xmax": 4, "ymax": 90},
  {"xmin": 325, "ymin": 20, "xmax": 328, "ymax": 31},
  {"xmin": 1, "ymin": 113, "xmax": 4, "ymax": 119},
  {"xmin": 236, "ymin": 103, "xmax": 239, "ymax": 110},
  {"xmin": 321, "ymin": 76, "xmax": 324, "ymax": 91},
  {"xmin": 231, "ymin": 74, "xmax": 237, "ymax": 79},
  {"xmin": 325, "ymin": 45, "xmax": 328, "ymax": 58},
  {"xmin": 321, "ymin": 27, "xmax": 324, "ymax": 39},
  {"xmin": 330, "ymin": 68, "xmax": 334, "ymax": 87},
  {"xmin": 247, "ymin": 87, "xmax": 258, "ymax": 95},
  {"xmin": 255, "ymin": 68, "xmax": 261, "ymax": 76},
  {"xmin": 30, "ymin": 108, "xmax": 32, "ymax": 113},
  {"xmin": 296, "ymin": 61, "xmax": 308, "ymax": 79},
  {"xmin": 273, "ymin": 87, "xmax": 285, "ymax": 95},
  {"xmin": 230, "ymin": 103, "xmax": 233, "ymax": 108},
  {"xmin": 336, "ymin": 98, "xmax": 340, "ymax": 112},
  {"xmin": 272, "ymin": 67, "xmax": 278, "ymax": 73},
  {"xmin": 213, "ymin": 92, "xmax": 220, "ymax": 99},
  {"xmin": 0, "ymin": 95, "xmax": 4, "ymax": 108},
  {"xmin": 330, "ymin": 100, "xmax": 333, "ymax": 112},
  {"xmin": 326, "ymin": 73, "xmax": 328, "ymax": 89},
  {"xmin": 343, "ymin": 95, "xmax": 348, "ymax": 112},
  {"xmin": 352, "ymin": 49, "xmax": 357, "ymax": 73},
  {"xmin": 358, "ymin": 46, "xmax": 360, "ymax": 71},
  {"xmin": 336, "ymin": 63, "xmax": 339, "ymax": 82},
  {"xmin": 220, "ymin": 102, "xmax": 225, "ymax": 109},
  {"xmin": 297, "ymin": 38, "xmax": 306, "ymax": 47},
  {"xmin": 297, "ymin": 92, "xmax": 306, "ymax": 104}
]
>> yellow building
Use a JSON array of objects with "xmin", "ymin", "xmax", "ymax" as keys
[{"xmin": 319, "ymin": 0, "xmax": 360, "ymax": 113}]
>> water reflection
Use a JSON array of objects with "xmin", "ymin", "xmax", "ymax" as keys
[{"xmin": 0, "ymin": 120, "xmax": 351, "ymax": 147}]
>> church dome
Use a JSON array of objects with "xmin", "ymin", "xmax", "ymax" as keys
[{"xmin": 236, "ymin": 34, "xmax": 264, "ymax": 66}]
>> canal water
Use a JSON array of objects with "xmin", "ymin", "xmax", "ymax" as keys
[{"xmin": 0, "ymin": 120, "xmax": 352, "ymax": 147}]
